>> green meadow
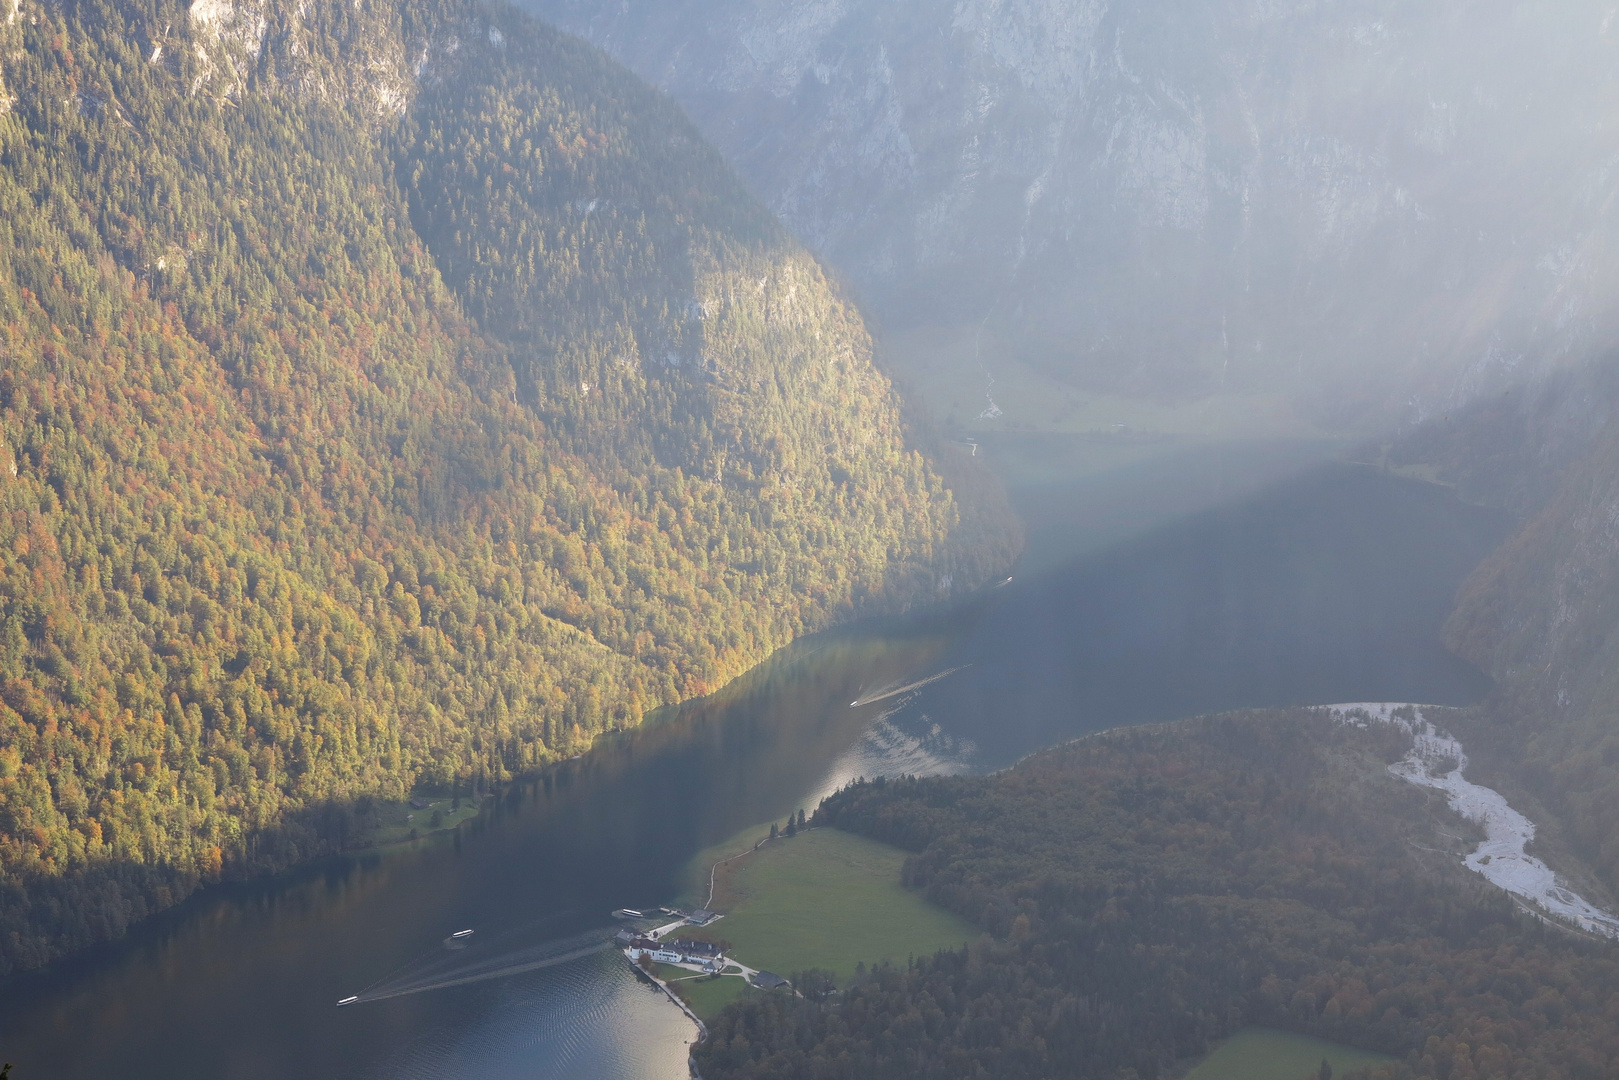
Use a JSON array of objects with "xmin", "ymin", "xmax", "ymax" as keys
[
  {"xmin": 1185, "ymin": 1026, "xmax": 1394, "ymax": 1080},
  {"xmin": 664, "ymin": 972, "xmax": 758, "ymax": 1020},
  {"xmin": 366, "ymin": 796, "xmax": 484, "ymax": 846},
  {"xmin": 683, "ymin": 826, "xmax": 978, "ymax": 983}
]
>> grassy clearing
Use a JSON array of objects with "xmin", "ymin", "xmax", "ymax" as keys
[
  {"xmin": 668, "ymin": 974, "xmax": 759, "ymax": 1020},
  {"xmin": 365, "ymin": 796, "xmax": 483, "ymax": 845},
  {"xmin": 678, "ymin": 822, "xmax": 773, "ymax": 907},
  {"xmin": 645, "ymin": 961, "xmax": 760, "ymax": 1021},
  {"xmin": 685, "ymin": 827, "xmax": 978, "ymax": 983},
  {"xmin": 1185, "ymin": 1026, "xmax": 1394, "ymax": 1080}
]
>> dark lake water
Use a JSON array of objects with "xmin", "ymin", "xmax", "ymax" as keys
[{"xmin": 0, "ymin": 440, "xmax": 1511, "ymax": 1079}]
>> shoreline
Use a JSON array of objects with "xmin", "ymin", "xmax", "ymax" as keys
[
  {"xmin": 11, "ymin": 579, "xmax": 994, "ymax": 982},
  {"xmin": 628, "ymin": 954, "xmax": 710, "ymax": 1046}
]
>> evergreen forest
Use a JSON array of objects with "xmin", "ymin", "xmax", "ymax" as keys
[{"xmin": 0, "ymin": 0, "xmax": 1012, "ymax": 973}]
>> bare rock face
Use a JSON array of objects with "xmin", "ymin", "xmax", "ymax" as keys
[
  {"xmin": 524, "ymin": 0, "xmax": 1619, "ymax": 433},
  {"xmin": 0, "ymin": 0, "xmax": 22, "ymax": 114},
  {"xmin": 184, "ymin": 0, "xmax": 434, "ymax": 117}
]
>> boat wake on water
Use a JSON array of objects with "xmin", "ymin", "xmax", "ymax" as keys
[
  {"xmin": 848, "ymin": 665, "xmax": 969, "ymax": 709},
  {"xmin": 338, "ymin": 922, "xmax": 612, "ymax": 1006}
]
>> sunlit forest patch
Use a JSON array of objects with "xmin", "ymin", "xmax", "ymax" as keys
[{"xmin": 0, "ymin": 0, "xmax": 1013, "ymax": 975}]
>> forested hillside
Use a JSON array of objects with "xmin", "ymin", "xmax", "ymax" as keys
[
  {"xmin": 697, "ymin": 711, "xmax": 1619, "ymax": 1080},
  {"xmin": 0, "ymin": 0, "xmax": 1010, "ymax": 973},
  {"xmin": 1384, "ymin": 363, "xmax": 1619, "ymax": 901},
  {"xmin": 532, "ymin": 0, "xmax": 1619, "ymax": 437}
]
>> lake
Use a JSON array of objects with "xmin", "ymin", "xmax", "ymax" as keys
[{"xmin": 0, "ymin": 439, "xmax": 1510, "ymax": 1078}]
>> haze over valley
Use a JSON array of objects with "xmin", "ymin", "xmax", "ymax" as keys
[
  {"xmin": 533, "ymin": 0, "xmax": 1619, "ymax": 435},
  {"xmin": 7, "ymin": 1, "xmax": 1619, "ymax": 1079}
]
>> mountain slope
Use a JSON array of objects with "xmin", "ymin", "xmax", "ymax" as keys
[
  {"xmin": 1389, "ymin": 365, "xmax": 1619, "ymax": 893},
  {"xmin": 526, "ymin": 0, "xmax": 1619, "ymax": 436},
  {"xmin": 0, "ymin": 0, "xmax": 1009, "ymax": 973}
]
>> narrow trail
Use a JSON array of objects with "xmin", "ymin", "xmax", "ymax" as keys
[
  {"xmin": 703, "ymin": 821, "xmax": 826, "ymax": 912},
  {"xmin": 706, "ymin": 831, "xmax": 776, "ymax": 911}
]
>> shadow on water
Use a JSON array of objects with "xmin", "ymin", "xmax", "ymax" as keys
[
  {"xmin": 0, "ymin": 436, "xmax": 1512, "ymax": 1079},
  {"xmin": 0, "ymin": 626, "xmax": 952, "ymax": 1080},
  {"xmin": 871, "ymin": 439, "xmax": 1511, "ymax": 770}
]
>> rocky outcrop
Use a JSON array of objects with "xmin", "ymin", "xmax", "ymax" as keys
[
  {"xmin": 183, "ymin": 0, "xmax": 436, "ymax": 117},
  {"xmin": 525, "ymin": 0, "xmax": 1619, "ymax": 432},
  {"xmin": 0, "ymin": 0, "xmax": 21, "ymax": 113}
]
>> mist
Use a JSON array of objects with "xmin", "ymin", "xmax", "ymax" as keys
[
  {"xmin": 17, "ymin": 0, "xmax": 1619, "ymax": 1076},
  {"xmin": 528, "ymin": 0, "xmax": 1619, "ymax": 435}
]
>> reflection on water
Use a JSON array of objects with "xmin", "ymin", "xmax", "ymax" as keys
[
  {"xmin": 0, "ymin": 442, "xmax": 1511, "ymax": 1079},
  {"xmin": 804, "ymin": 707, "xmax": 979, "ymax": 810},
  {"xmin": 369, "ymin": 950, "xmax": 694, "ymax": 1080}
]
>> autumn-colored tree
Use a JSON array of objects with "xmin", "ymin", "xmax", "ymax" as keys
[
  {"xmin": 699, "ymin": 710, "xmax": 1619, "ymax": 1080},
  {"xmin": 0, "ymin": 0, "xmax": 1012, "ymax": 975}
]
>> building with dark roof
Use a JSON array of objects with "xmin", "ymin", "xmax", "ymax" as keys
[{"xmin": 667, "ymin": 939, "xmax": 722, "ymax": 961}]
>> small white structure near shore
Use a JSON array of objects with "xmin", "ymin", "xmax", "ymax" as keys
[{"xmin": 624, "ymin": 937, "xmax": 726, "ymax": 967}]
